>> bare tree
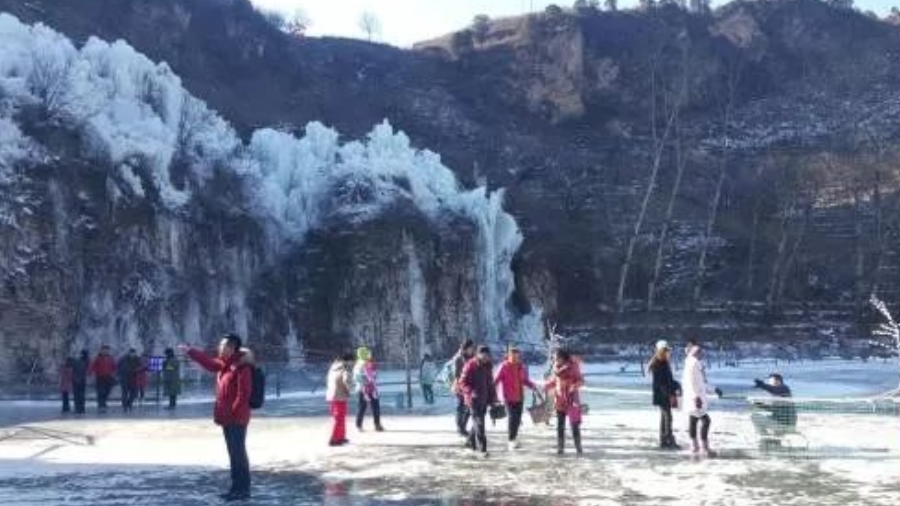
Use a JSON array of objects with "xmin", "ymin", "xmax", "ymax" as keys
[
  {"xmin": 359, "ymin": 11, "xmax": 382, "ymax": 42},
  {"xmin": 647, "ymin": 44, "xmax": 691, "ymax": 311},
  {"xmin": 692, "ymin": 58, "xmax": 742, "ymax": 308},
  {"xmin": 286, "ymin": 8, "xmax": 311, "ymax": 38},
  {"xmin": 616, "ymin": 46, "xmax": 681, "ymax": 312},
  {"xmin": 605, "ymin": 0, "xmax": 618, "ymax": 11},
  {"xmin": 471, "ymin": 14, "xmax": 491, "ymax": 46}
]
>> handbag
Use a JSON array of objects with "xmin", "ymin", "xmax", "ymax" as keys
[
  {"xmin": 490, "ymin": 404, "xmax": 507, "ymax": 424},
  {"xmin": 566, "ymin": 392, "xmax": 583, "ymax": 424},
  {"xmin": 528, "ymin": 391, "xmax": 551, "ymax": 425}
]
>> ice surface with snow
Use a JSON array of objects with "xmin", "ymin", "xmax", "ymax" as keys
[{"xmin": 0, "ymin": 360, "xmax": 897, "ymax": 506}]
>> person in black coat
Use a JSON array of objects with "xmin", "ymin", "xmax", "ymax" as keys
[
  {"xmin": 71, "ymin": 350, "xmax": 90, "ymax": 415},
  {"xmin": 648, "ymin": 340, "xmax": 681, "ymax": 449}
]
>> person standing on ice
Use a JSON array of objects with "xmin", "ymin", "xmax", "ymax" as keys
[
  {"xmin": 162, "ymin": 348, "xmax": 181, "ymax": 410},
  {"xmin": 326, "ymin": 352, "xmax": 355, "ymax": 446},
  {"xmin": 72, "ymin": 350, "xmax": 90, "ymax": 415},
  {"xmin": 181, "ymin": 335, "xmax": 254, "ymax": 502},
  {"xmin": 59, "ymin": 356, "xmax": 74, "ymax": 414},
  {"xmin": 451, "ymin": 339, "xmax": 477, "ymax": 436},
  {"xmin": 419, "ymin": 353, "xmax": 437, "ymax": 405},
  {"xmin": 545, "ymin": 349, "xmax": 584, "ymax": 455},
  {"xmin": 117, "ymin": 349, "xmax": 141, "ymax": 412},
  {"xmin": 135, "ymin": 354, "xmax": 149, "ymax": 405},
  {"xmin": 459, "ymin": 345, "xmax": 499, "ymax": 457},
  {"xmin": 648, "ymin": 340, "xmax": 681, "ymax": 449},
  {"xmin": 681, "ymin": 342, "xmax": 722, "ymax": 455},
  {"xmin": 494, "ymin": 345, "xmax": 537, "ymax": 450},
  {"xmin": 89, "ymin": 345, "xmax": 116, "ymax": 412},
  {"xmin": 353, "ymin": 346, "xmax": 384, "ymax": 432}
]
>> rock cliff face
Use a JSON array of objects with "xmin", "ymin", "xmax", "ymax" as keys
[
  {"xmin": 0, "ymin": 13, "xmax": 528, "ymax": 383},
  {"xmin": 3, "ymin": 0, "xmax": 900, "ymax": 383}
]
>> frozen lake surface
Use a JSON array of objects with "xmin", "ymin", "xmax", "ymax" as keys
[{"xmin": 0, "ymin": 360, "xmax": 897, "ymax": 505}]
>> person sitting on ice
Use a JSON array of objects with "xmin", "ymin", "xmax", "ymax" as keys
[{"xmin": 751, "ymin": 373, "xmax": 797, "ymax": 439}]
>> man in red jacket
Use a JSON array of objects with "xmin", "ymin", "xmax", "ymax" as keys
[
  {"xmin": 89, "ymin": 345, "xmax": 117, "ymax": 412},
  {"xmin": 182, "ymin": 334, "xmax": 253, "ymax": 502}
]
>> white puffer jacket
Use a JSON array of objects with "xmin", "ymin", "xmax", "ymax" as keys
[{"xmin": 681, "ymin": 349, "xmax": 715, "ymax": 417}]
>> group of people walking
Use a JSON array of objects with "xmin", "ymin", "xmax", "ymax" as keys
[
  {"xmin": 58, "ymin": 346, "xmax": 182, "ymax": 414},
  {"xmin": 55, "ymin": 332, "xmax": 799, "ymax": 503}
]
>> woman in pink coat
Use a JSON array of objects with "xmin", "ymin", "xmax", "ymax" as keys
[{"xmin": 494, "ymin": 346, "xmax": 536, "ymax": 450}]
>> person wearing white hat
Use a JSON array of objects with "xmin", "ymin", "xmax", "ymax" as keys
[
  {"xmin": 681, "ymin": 341, "xmax": 723, "ymax": 455},
  {"xmin": 648, "ymin": 340, "xmax": 680, "ymax": 449}
]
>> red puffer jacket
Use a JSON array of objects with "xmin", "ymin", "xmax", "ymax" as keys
[
  {"xmin": 494, "ymin": 360, "xmax": 535, "ymax": 404},
  {"xmin": 188, "ymin": 348, "xmax": 253, "ymax": 426},
  {"xmin": 545, "ymin": 358, "xmax": 584, "ymax": 412}
]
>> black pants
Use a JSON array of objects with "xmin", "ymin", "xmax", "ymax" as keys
[
  {"xmin": 356, "ymin": 393, "xmax": 382, "ymax": 429},
  {"xmin": 556, "ymin": 411, "xmax": 582, "ymax": 453},
  {"xmin": 507, "ymin": 402, "xmax": 524, "ymax": 441},
  {"xmin": 467, "ymin": 404, "xmax": 488, "ymax": 453},
  {"xmin": 168, "ymin": 395, "xmax": 178, "ymax": 409},
  {"xmin": 421, "ymin": 384, "xmax": 434, "ymax": 404},
  {"xmin": 96, "ymin": 377, "xmax": 114, "ymax": 409},
  {"xmin": 121, "ymin": 384, "xmax": 136, "ymax": 411},
  {"xmin": 689, "ymin": 414, "xmax": 711, "ymax": 441},
  {"xmin": 455, "ymin": 395, "xmax": 470, "ymax": 435},
  {"xmin": 659, "ymin": 405, "xmax": 674, "ymax": 445},
  {"xmin": 222, "ymin": 425, "xmax": 250, "ymax": 494},
  {"xmin": 61, "ymin": 391, "xmax": 71, "ymax": 413},
  {"xmin": 73, "ymin": 382, "xmax": 86, "ymax": 414}
]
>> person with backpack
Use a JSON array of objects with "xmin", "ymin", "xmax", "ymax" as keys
[
  {"xmin": 353, "ymin": 346, "xmax": 384, "ymax": 432},
  {"xmin": 162, "ymin": 348, "xmax": 181, "ymax": 410},
  {"xmin": 72, "ymin": 350, "xmax": 89, "ymax": 415},
  {"xmin": 326, "ymin": 353, "xmax": 354, "ymax": 446},
  {"xmin": 648, "ymin": 340, "xmax": 681, "ymax": 449},
  {"xmin": 451, "ymin": 339, "xmax": 476, "ymax": 437},
  {"xmin": 89, "ymin": 345, "xmax": 116, "ymax": 412},
  {"xmin": 459, "ymin": 345, "xmax": 499, "ymax": 457},
  {"xmin": 682, "ymin": 341, "xmax": 723, "ymax": 456},
  {"xmin": 419, "ymin": 354, "xmax": 437, "ymax": 405},
  {"xmin": 493, "ymin": 345, "xmax": 537, "ymax": 450},
  {"xmin": 545, "ymin": 349, "xmax": 584, "ymax": 455},
  {"xmin": 182, "ymin": 334, "xmax": 255, "ymax": 502}
]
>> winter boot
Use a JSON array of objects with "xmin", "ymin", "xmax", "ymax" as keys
[
  {"xmin": 690, "ymin": 438, "xmax": 700, "ymax": 454},
  {"xmin": 701, "ymin": 439, "xmax": 715, "ymax": 456}
]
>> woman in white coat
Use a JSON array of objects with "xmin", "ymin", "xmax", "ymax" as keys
[{"xmin": 681, "ymin": 342, "xmax": 722, "ymax": 455}]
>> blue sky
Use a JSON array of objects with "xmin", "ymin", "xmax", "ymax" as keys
[{"xmin": 249, "ymin": 0, "xmax": 898, "ymax": 47}]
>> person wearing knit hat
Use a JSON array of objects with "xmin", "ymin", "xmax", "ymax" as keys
[
  {"xmin": 353, "ymin": 346, "xmax": 384, "ymax": 432},
  {"xmin": 648, "ymin": 339, "xmax": 680, "ymax": 449}
]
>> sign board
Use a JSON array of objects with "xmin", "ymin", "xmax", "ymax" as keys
[{"xmin": 147, "ymin": 356, "xmax": 165, "ymax": 373}]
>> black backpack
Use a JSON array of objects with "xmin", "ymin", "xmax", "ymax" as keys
[{"xmin": 249, "ymin": 366, "xmax": 266, "ymax": 410}]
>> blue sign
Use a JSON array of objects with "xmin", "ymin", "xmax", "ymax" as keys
[{"xmin": 148, "ymin": 356, "xmax": 164, "ymax": 373}]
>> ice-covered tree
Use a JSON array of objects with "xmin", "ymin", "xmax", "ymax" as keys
[{"xmin": 358, "ymin": 11, "xmax": 381, "ymax": 42}]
